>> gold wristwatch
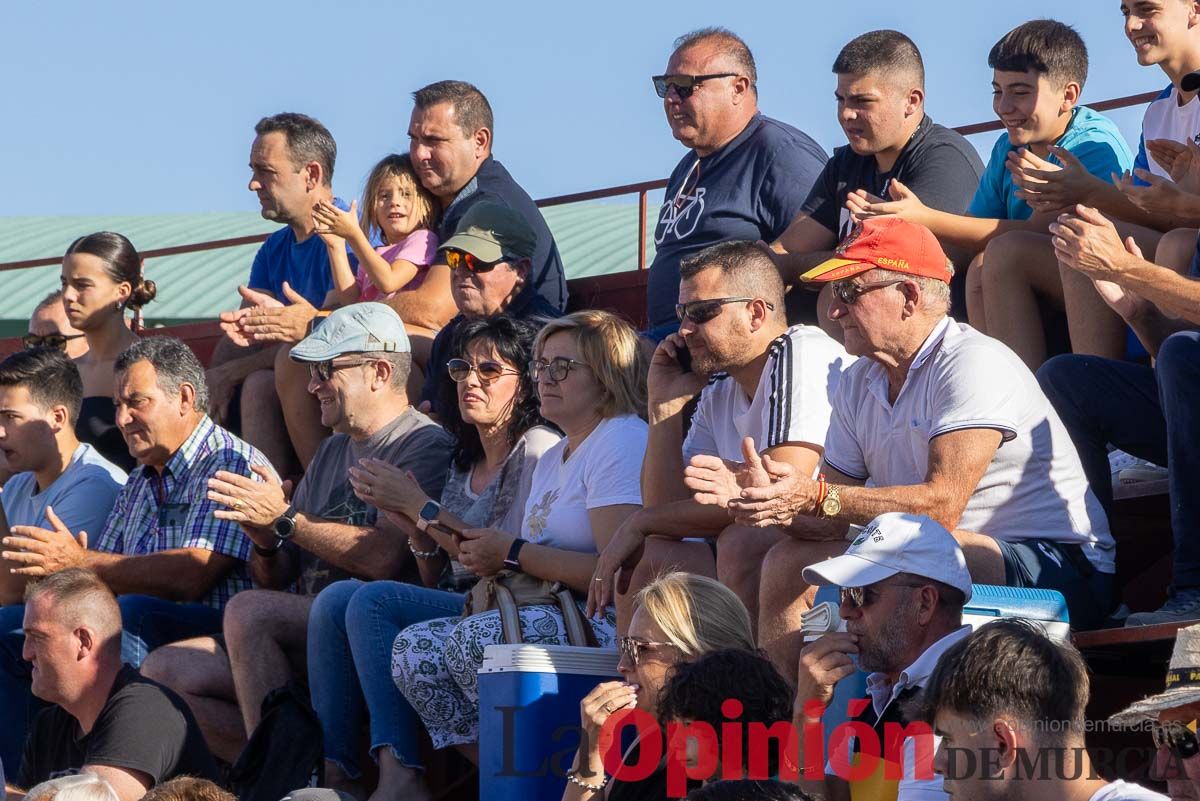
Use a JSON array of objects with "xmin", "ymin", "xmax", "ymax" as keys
[{"xmin": 818, "ymin": 485, "xmax": 842, "ymax": 519}]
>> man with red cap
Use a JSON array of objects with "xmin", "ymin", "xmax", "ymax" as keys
[{"xmin": 685, "ymin": 217, "xmax": 1115, "ymax": 672}]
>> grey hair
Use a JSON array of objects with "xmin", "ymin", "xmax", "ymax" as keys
[
  {"xmin": 380, "ymin": 351, "xmax": 412, "ymax": 392},
  {"xmin": 673, "ymin": 27, "xmax": 758, "ymax": 90},
  {"xmin": 114, "ymin": 336, "xmax": 210, "ymax": 411},
  {"xmin": 24, "ymin": 773, "xmax": 120, "ymax": 801},
  {"xmin": 254, "ymin": 112, "xmax": 337, "ymax": 187},
  {"xmin": 875, "ymin": 264, "xmax": 954, "ymax": 315}
]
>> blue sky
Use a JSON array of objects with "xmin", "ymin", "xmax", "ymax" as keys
[{"xmin": 1, "ymin": 0, "xmax": 1165, "ymax": 218}]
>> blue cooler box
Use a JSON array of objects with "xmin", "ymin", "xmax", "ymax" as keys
[
  {"xmin": 478, "ymin": 644, "xmax": 619, "ymax": 799},
  {"xmin": 815, "ymin": 583, "xmax": 1070, "ymax": 754}
]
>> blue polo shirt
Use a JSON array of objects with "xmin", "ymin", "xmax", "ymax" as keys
[
  {"xmin": 247, "ymin": 197, "xmax": 350, "ymax": 306},
  {"xmin": 968, "ymin": 106, "xmax": 1134, "ymax": 220}
]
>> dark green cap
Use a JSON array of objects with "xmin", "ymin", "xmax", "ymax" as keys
[{"xmin": 437, "ymin": 200, "xmax": 537, "ymax": 263}]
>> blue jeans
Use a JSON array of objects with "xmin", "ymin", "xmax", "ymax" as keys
[
  {"xmin": 0, "ymin": 594, "xmax": 224, "ymax": 773},
  {"xmin": 307, "ymin": 580, "xmax": 465, "ymax": 776},
  {"xmin": 1038, "ymin": 331, "xmax": 1200, "ymax": 587}
]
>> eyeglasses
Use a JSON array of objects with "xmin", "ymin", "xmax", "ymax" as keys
[
  {"xmin": 446, "ymin": 358, "xmax": 520, "ymax": 384},
  {"xmin": 618, "ymin": 636, "xmax": 676, "ymax": 667},
  {"xmin": 652, "ymin": 73, "xmax": 738, "ymax": 100},
  {"xmin": 22, "ymin": 333, "xmax": 85, "ymax": 351},
  {"xmin": 840, "ymin": 581, "xmax": 929, "ymax": 610},
  {"xmin": 444, "ymin": 248, "xmax": 505, "ymax": 274},
  {"xmin": 675, "ymin": 297, "xmax": 775, "ymax": 324},
  {"xmin": 307, "ymin": 357, "xmax": 375, "ymax": 382},
  {"xmin": 831, "ymin": 279, "xmax": 906, "ymax": 306},
  {"xmin": 1152, "ymin": 721, "xmax": 1200, "ymax": 760},
  {"xmin": 529, "ymin": 357, "xmax": 590, "ymax": 383}
]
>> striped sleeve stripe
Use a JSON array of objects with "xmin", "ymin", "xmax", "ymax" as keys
[{"xmin": 765, "ymin": 334, "xmax": 794, "ymax": 449}]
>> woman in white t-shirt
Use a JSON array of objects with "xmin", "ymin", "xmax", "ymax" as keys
[{"xmin": 390, "ymin": 309, "xmax": 649, "ymax": 771}]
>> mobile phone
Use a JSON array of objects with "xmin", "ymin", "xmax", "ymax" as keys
[{"xmin": 675, "ymin": 343, "xmax": 692, "ymax": 373}]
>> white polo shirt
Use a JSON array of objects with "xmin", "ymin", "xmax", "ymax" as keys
[
  {"xmin": 823, "ymin": 318, "xmax": 1114, "ymax": 572},
  {"xmin": 683, "ymin": 324, "xmax": 853, "ymax": 462}
]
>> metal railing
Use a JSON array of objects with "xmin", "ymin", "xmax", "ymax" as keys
[{"xmin": 0, "ymin": 89, "xmax": 1163, "ymax": 276}]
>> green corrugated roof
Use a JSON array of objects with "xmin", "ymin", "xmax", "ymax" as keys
[{"xmin": 0, "ymin": 202, "xmax": 660, "ymax": 327}]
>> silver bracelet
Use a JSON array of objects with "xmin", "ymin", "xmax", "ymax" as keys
[
  {"xmin": 566, "ymin": 770, "xmax": 605, "ymax": 791},
  {"xmin": 409, "ymin": 540, "xmax": 442, "ymax": 560}
]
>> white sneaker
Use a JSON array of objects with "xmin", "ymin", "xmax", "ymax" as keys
[{"xmin": 1108, "ymin": 450, "xmax": 1168, "ymax": 485}]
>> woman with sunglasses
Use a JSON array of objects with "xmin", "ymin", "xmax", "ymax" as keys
[
  {"xmin": 563, "ymin": 572, "xmax": 757, "ymax": 800},
  {"xmin": 61, "ymin": 232, "xmax": 156, "ymax": 471},
  {"xmin": 385, "ymin": 310, "xmax": 647, "ymax": 786},
  {"xmin": 305, "ymin": 314, "xmax": 561, "ymax": 800}
]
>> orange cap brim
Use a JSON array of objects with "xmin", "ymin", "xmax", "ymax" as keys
[{"xmin": 799, "ymin": 257, "xmax": 875, "ymax": 283}]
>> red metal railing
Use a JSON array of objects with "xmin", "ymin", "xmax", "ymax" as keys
[{"xmin": 0, "ymin": 89, "xmax": 1163, "ymax": 276}]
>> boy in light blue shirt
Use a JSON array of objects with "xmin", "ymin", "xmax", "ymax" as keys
[{"xmin": 845, "ymin": 20, "xmax": 1134, "ymax": 368}]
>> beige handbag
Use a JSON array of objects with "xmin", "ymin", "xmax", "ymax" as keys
[{"xmin": 462, "ymin": 570, "xmax": 599, "ymax": 647}]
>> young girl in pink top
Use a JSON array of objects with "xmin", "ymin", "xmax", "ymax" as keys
[{"xmin": 313, "ymin": 153, "xmax": 440, "ymax": 305}]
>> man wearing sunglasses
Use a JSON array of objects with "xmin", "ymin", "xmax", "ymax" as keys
[
  {"xmin": 1112, "ymin": 622, "xmax": 1200, "ymax": 801},
  {"xmin": 769, "ymin": 30, "xmax": 982, "ymax": 334},
  {"xmin": 27, "ymin": 290, "xmax": 88, "ymax": 360},
  {"xmin": 686, "ymin": 218, "xmax": 1115, "ymax": 672},
  {"xmin": 141, "ymin": 303, "xmax": 452, "ymax": 762},
  {"xmin": 918, "ymin": 619, "xmax": 1166, "ymax": 801},
  {"xmin": 794, "ymin": 512, "xmax": 970, "ymax": 801},
  {"xmin": 645, "ymin": 27, "xmax": 826, "ymax": 339},
  {"xmin": 417, "ymin": 201, "xmax": 558, "ymax": 419},
  {"xmin": 591, "ymin": 240, "xmax": 850, "ymax": 638}
]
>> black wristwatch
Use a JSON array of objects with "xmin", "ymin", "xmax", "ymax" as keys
[
  {"xmin": 504, "ymin": 538, "xmax": 528, "ymax": 572},
  {"xmin": 416, "ymin": 500, "xmax": 441, "ymax": 533},
  {"xmin": 273, "ymin": 504, "xmax": 298, "ymax": 541}
]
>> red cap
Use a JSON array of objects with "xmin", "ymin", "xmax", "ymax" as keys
[{"xmin": 801, "ymin": 218, "xmax": 952, "ymax": 284}]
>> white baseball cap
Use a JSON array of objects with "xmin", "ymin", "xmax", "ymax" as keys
[{"xmin": 801, "ymin": 512, "xmax": 973, "ymax": 602}]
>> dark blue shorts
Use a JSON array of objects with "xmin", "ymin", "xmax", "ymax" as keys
[{"xmin": 996, "ymin": 539, "xmax": 1116, "ymax": 631}]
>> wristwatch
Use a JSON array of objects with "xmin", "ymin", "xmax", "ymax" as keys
[
  {"xmin": 416, "ymin": 500, "xmax": 441, "ymax": 533},
  {"xmin": 273, "ymin": 504, "xmax": 299, "ymax": 541},
  {"xmin": 504, "ymin": 538, "xmax": 528, "ymax": 572},
  {"xmin": 818, "ymin": 485, "xmax": 842, "ymax": 520}
]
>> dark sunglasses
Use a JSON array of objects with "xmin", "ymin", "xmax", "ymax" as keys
[
  {"xmin": 22, "ymin": 333, "xmax": 85, "ymax": 351},
  {"xmin": 675, "ymin": 297, "xmax": 775, "ymax": 324},
  {"xmin": 840, "ymin": 581, "xmax": 928, "ymax": 610},
  {"xmin": 1152, "ymin": 721, "xmax": 1200, "ymax": 760},
  {"xmin": 444, "ymin": 248, "xmax": 505, "ymax": 274},
  {"xmin": 831, "ymin": 279, "xmax": 905, "ymax": 306},
  {"xmin": 652, "ymin": 72, "xmax": 738, "ymax": 99},
  {"xmin": 618, "ymin": 636, "xmax": 676, "ymax": 667},
  {"xmin": 529, "ymin": 357, "xmax": 590, "ymax": 383},
  {"xmin": 446, "ymin": 358, "xmax": 520, "ymax": 384},
  {"xmin": 307, "ymin": 357, "xmax": 375, "ymax": 382}
]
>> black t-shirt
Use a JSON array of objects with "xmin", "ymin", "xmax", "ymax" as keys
[
  {"xmin": 646, "ymin": 114, "xmax": 828, "ymax": 329},
  {"xmin": 419, "ymin": 294, "xmax": 561, "ymax": 418},
  {"xmin": 18, "ymin": 666, "xmax": 219, "ymax": 789},
  {"xmin": 438, "ymin": 156, "xmax": 568, "ymax": 314}
]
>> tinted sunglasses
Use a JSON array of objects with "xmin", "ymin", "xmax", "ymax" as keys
[
  {"xmin": 652, "ymin": 72, "xmax": 737, "ymax": 99},
  {"xmin": 831, "ymin": 279, "xmax": 905, "ymax": 306},
  {"xmin": 444, "ymin": 248, "xmax": 504, "ymax": 274},
  {"xmin": 840, "ymin": 581, "xmax": 928, "ymax": 610},
  {"xmin": 446, "ymin": 358, "xmax": 520, "ymax": 384},
  {"xmin": 307, "ymin": 357, "xmax": 374, "ymax": 382},
  {"xmin": 529, "ymin": 357, "xmax": 590, "ymax": 383},
  {"xmin": 675, "ymin": 297, "xmax": 775, "ymax": 324},
  {"xmin": 22, "ymin": 333, "xmax": 85, "ymax": 351},
  {"xmin": 618, "ymin": 636, "xmax": 675, "ymax": 667},
  {"xmin": 1152, "ymin": 721, "xmax": 1200, "ymax": 760}
]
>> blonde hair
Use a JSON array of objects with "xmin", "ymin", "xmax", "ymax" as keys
[
  {"xmin": 534, "ymin": 310, "xmax": 647, "ymax": 419},
  {"xmin": 141, "ymin": 777, "xmax": 237, "ymax": 801},
  {"xmin": 636, "ymin": 572, "xmax": 755, "ymax": 659},
  {"xmin": 359, "ymin": 154, "xmax": 438, "ymax": 244},
  {"xmin": 24, "ymin": 773, "xmax": 119, "ymax": 801},
  {"xmin": 25, "ymin": 568, "xmax": 122, "ymax": 658}
]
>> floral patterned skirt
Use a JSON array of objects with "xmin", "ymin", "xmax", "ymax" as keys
[{"xmin": 391, "ymin": 602, "xmax": 617, "ymax": 749}]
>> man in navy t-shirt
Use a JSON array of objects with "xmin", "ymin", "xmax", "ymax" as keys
[
  {"xmin": 771, "ymin": 31, "xmax": 982, "ymax": 328},
  {"xmin": 646, "ymin": 28, "xmax": 827, "ymax": 337},
  {"xmin": 408, "ymin": 80, "xmax": 567, "ymax": 315},
  {"xmin": 205, "ymin": 112, "xmax": 344, "ymax": 474}
]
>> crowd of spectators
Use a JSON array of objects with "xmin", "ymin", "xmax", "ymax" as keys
[{"xmin": 3, "ymin": 8, "xmax": 1200, "ymax": 801}]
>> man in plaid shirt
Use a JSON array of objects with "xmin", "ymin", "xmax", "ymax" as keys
[{"xmin": 0, "ymin": 337, "xmax": 272, "ymax": 766}]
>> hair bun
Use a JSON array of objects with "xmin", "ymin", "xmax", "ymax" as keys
[{"xmin": 128, "ymin": 279, "xmax": 157, "ymax": 309}]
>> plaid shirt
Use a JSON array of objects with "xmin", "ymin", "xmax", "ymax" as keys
[{"xmin": 93, "ymin": 416, "xmax": 274, "ymax": 609}]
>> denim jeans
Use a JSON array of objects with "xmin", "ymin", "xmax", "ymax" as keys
[
  {"xmin": 307, "ymin": 580, "xmax": 465, "ymax": 776},
  {"xmin": 1038, "ymin": 331, "xmax": 1200, "ymax": 587},
  {"xmin": 0, "ymin": 595, "xmax": 223, "ymax": 773}
]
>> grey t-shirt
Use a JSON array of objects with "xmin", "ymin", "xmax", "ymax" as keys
[{"xmin": 290, "ymin": 408, "xmax": 454, "ymax": 595}]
